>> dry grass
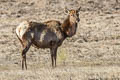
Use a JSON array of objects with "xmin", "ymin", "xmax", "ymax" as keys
[{"xmin": 0, "ymin": 66, "xmax": 120, "ymax": 80}]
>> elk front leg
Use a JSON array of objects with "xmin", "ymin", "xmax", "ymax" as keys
[
  {"xmin": 50, "ymin": 47, "xmax": 58, "ymax": 67},
  {"xmin": 54, "ymin": 47, "xmax": 58, "ymax": 67},
  {"xmin": 50, "ymin": 48, "xmax": 54, "ymax": 67}
]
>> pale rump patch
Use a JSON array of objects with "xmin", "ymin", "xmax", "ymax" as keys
[{"xmin": 16, "ymin": 21, "xmax": 31, "ymax": 40}]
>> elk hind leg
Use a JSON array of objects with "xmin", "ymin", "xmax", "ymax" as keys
[{"xmin": 21, "ymin": 42, "xmax": 32, "ymax": 70}]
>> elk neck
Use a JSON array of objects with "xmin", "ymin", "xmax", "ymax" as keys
[{"xmin": 60, "ymin": 16, "xmax": 77, "ymax": 39}]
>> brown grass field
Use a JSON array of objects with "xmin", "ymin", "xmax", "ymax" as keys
[{"xmin": 0, "ymin": 0, "xmax": 120, "ymax": 80}]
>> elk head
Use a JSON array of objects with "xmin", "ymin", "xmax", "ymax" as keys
[{"xmin": 64, "ymin": 7, "xmax": 81, "ymax": 37}]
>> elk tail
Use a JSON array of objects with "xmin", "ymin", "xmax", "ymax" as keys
[{"xmin": 15, "ymin": 30, "xmax": 24, "ymax": 47}]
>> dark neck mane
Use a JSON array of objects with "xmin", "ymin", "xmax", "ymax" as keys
[{"xmin": 60, "ymin": 16, "xmax": 70, "ymax": 38}]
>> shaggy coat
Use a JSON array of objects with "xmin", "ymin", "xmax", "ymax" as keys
[{"xmin": 16, "ymin": 7, "xmax": 81, "ymax": 70}]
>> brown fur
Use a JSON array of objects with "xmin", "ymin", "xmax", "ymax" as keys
[{"xmin": 16, "ymin": 7, "xmax": 81, "ymax": 70}]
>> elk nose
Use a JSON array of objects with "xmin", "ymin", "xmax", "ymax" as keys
[{"xmin": 77, "ymin": 18, "xmax": 80, "ymax": 22}]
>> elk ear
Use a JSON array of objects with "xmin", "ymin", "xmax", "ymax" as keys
[
  {"xmin": 77, "ymin": 7, "xmax": 81, "ymax": 12},
  {"xmin": 64, "ymin": 7, "xmax": 69, "ymax": 14}
]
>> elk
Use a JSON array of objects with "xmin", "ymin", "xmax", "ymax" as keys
[{"xmin": 16, "ymin": 7, "xmax": 81, "ymax": 70}]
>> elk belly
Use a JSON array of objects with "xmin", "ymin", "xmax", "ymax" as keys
[{"xmin": 34, "ymin": 30, "xmax": 59, "ymax": 48}]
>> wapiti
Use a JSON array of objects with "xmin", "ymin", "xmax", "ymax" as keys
[{"xmin": 16, "ymin": 7, "xmax": 81, "ymax": 70}]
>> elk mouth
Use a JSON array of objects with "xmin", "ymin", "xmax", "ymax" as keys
[{"xmin": 76, "ymin": 18, "xmax": 80, "ymax": 22}]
